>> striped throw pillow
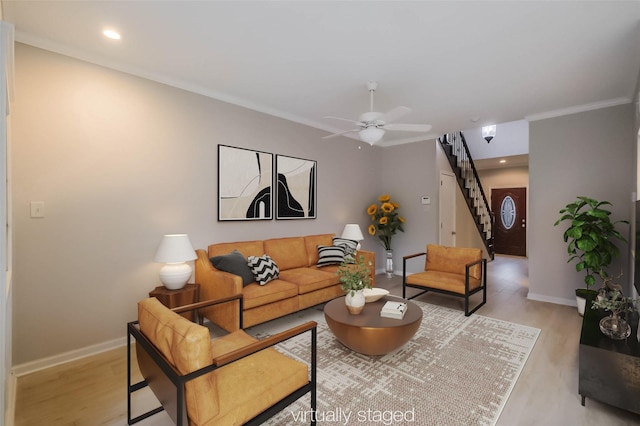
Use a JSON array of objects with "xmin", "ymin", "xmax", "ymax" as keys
[
  {"xmin": 317, "ymin": 245, "xmax": 346, "ymax": 267},
  {"xmin": 333, "ymin": 237, "xmax": 358, "ymax": 263}
]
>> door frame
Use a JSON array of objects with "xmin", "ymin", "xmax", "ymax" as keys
[{"xmin": 439, "ymin": 171, "xmax": 456, "ymax": 246}]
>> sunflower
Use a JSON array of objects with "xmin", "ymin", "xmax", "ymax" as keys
[
  {"xmin": 381, "ymin": 202, "xmax": 394, "ymax": 213},
  {"xmin": 365, "ymin": 194, "xmax": 405, "ymax": 250}
]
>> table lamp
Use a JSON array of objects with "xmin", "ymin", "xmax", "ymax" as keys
[
  {"xmin": 153, "ymin": 234, "xmax": 197, "ymax": 290},
  {"xmin": 341, "ymin": 224, "xmax": 364, "ymax": 249}
]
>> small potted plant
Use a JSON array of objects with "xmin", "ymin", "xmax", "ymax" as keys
[
  {"xmin": 591, "ymin": 275, "xmax": 638, "ymax": 340},
  {"xmin": 554, "ymin": 196, "xmax": 628, "ymax": 315},
  {"xmin": 336, "ymin": 255, "xmax": 372, "ymax": 314}
]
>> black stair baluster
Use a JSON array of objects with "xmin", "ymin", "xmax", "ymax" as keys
[{"xmin": 438, "ymin": 132, "xmax": 495, "ymax": 259}]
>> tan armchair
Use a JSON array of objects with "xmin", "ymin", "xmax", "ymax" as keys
[
  {"xmin": 402, "ymin": 244, "xmax": 487, "ymax": 316},
  {"xmin": 127, "ymin": 296, "xmax": 317, "ymax": 425}
]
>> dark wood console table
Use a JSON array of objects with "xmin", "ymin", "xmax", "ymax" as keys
[{"xmin": 579, "ymin": 299, "xmax": 640, "ymax": 414}]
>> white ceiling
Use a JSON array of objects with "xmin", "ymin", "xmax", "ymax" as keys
[{"xmin": 3, "ymin": 1, "xmax": 640, "ymax": 147}]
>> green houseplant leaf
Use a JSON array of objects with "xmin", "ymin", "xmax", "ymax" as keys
[{"xmin": 555, "ymin": 196, "xmax": 628, "ymax": 289}]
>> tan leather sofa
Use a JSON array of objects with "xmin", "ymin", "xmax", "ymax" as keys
[
  {"xmin": 195, "ymin": 233, "xmax": 375, "ymax": 331},
  {"xmin": 402, "ymin": 244, "xmax": 487, "ymax": 316}
]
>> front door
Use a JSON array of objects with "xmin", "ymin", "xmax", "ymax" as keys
[{"xmin": 491, "ymin": 187, "xmax": 526, "ymax": 256}]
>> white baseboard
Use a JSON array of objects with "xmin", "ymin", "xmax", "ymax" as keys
[
  {"xmin": 12, "ymin": 336, "xmax": 127, "ymax": 377},
  {"xmin": 527, "ymin": 292, "xmax": 576, "ymax": 307}
]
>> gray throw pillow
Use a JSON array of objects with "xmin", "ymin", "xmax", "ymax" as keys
[{"xmin": 210, "ymin": 249, "xmax": 255, "ymax": 286}]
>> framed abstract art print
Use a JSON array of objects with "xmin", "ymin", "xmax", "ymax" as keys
[
  {"xmin": 218, "ymin": 145, "xmax": 273, "ymax": 221},
  {"xmin": 276, "ymin": 154, "xmax": 317, "ymax": 219}
]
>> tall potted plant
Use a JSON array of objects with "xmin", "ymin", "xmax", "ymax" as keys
[{"xmin": 554, "ymin": 196, "xmax": 628, "ymax": 315}]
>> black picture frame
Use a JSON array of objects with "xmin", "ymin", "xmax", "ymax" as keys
[
  {"xmin": 218, "ymin": 145, "xmax": 273, "ymax": 221},
  {"xmin": 276, "ymin": 154, "xmax": 317, "ymax": 220}
]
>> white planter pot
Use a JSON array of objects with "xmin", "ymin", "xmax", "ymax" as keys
[
  {"xmin": 345, "ymin": 289, "xmax": 365, "ymax": 315},
  {"xmin": 576, "ymin": 295, "xmax": 586, "ymax": 316}
]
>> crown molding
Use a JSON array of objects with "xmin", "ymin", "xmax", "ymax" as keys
[{"xmin": 525, "ymin": 97, "xmax": 632, "ymax": 122}]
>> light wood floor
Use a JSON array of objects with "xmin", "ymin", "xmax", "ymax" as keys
[{"xmin": 13, "ymin": 255, "xmax": 640, "ymax": 425}]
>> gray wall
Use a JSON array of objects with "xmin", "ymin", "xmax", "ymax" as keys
[
  {"xmin": 11, "ymin": 44, "xmax": 382, "ymax": 364},
  {"xmin": 529, "ymin": 104, "xmax": 636, "ymax": 305},
  {"xmin": 376, "ymin": 140, "xmax": 442, "ymax": 275}
]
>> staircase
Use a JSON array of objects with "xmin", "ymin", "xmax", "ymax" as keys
[{"xmin": 438, "ymin": 132, "xmax": 495, "ymax": 259}]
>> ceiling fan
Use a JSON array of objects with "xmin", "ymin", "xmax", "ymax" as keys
[{"xmin": 322, "ymin": 81, "xmax": 432, "ymax": 145}]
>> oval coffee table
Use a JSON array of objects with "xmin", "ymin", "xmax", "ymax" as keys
[{"xmin": 324, "ymin": 296, "xmax": 423, "ymax": 355}]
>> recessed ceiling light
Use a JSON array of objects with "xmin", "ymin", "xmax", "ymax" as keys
[
  {"xmin": 499, "ymin": 159, "xmax": 507, "ymax": 163},
  {"xmin": 103, "ymin": 29, "xmax": 121, "ymax": 40}
]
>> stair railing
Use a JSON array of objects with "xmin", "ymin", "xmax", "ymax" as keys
[{"xmin": 438, "ymin": 132, "xmax": 495, "ymax": 259}]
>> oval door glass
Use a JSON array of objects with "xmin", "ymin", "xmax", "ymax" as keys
[{"xmin": 500, "ymin": 196, "xmax": 516, "ymax": 229}]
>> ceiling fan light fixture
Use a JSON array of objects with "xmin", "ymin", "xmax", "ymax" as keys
[
  {"xmin": 359, "ymin": 127, "xmax": 385, "ymax": 145},
  {"xmin": 482, "ymin": 125, "xmax": 496, "ymax": 143}
]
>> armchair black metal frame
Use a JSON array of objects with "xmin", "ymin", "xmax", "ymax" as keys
[
  {"xmin": 127, "ymin": 295, "xmax": 317, "ymax": 425},
  {"xmin": 402, "ymin": 252, "xmax": 487, "ymax": 316}
]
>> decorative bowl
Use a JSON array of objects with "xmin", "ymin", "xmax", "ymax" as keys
[{"xmin": 363, "ymin": 288, "xmax": 390, "ymax": 303}]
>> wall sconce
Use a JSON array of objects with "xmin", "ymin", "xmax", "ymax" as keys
[
  {"xmin": 341, "ymin": 223, "xmax": 364, "ymax": 249},
  {"xmin": 153, "ymin": 234, "xmax": 197, "ymax": 290},
  {"xmin": 482, "ymin": 125, "xmax": 496, "ymax": 143}
]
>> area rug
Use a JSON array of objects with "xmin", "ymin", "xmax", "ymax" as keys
[{"xmin": 259, "ymin": 301, "xmax": 540, "ymax": 426}]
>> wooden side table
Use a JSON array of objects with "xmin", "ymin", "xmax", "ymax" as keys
[{"xmin": 149, "ymin": 283, "xmax": 200, "ymax": 322}]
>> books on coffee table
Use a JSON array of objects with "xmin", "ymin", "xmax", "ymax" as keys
[{"xmin": 380, "ymin": 300, "xmax": 407, "ymax": 319}]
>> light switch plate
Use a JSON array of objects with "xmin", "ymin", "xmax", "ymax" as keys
[
  {"xmin": 421, "ymin": 196, "xmax": 431, "ymax": 205},
  {"xmin": 30, "ymin": 201, "xmax": 44, "ymax": 218}
]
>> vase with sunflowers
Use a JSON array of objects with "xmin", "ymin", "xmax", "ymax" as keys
[{"xmin": 367, "ymin": 194, "xmax": 406, "ymax": 278}]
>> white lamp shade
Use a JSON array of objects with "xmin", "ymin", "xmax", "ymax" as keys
[
  {"xmin": 341, "ymin": 224, "xmax": 364, "ymax": 241},
  {"xmin": 341, "ymin": 224, "xmax": 364, "ymax": 249},
  {"xmin": 154, "ymin": 234, "xmax": 197, "ymax": 263},
  {"xmin": 359, "ymin": 127, "xmax": 385, "ymax": 145},
  {"xmin": 154, "ymin": 234, "xmax": 197, "ymax": 289}
]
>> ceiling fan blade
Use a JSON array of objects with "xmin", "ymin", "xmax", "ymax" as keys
[
  {"xmin": 381, "ymin": 106, "xmax": 411, "ymax": 123},
  {"xmin": 323, "ymin": 116, "xmax": 362, "ymax": 126},
  {"xmin": 384, "ymin": 123, "xmax": 433, "ymax": 133},
  {"xmin": 322, "ymin": 128, "xmax": 360, "ymax": 139}
]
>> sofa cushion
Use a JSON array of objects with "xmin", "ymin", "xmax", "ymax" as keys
[
  {"xmin": 211, "ymin": 332, "xmax": 309, "ymax": 425},
  {"xmin": 242, "ymin": 280, "xmax": 299, "ymax": 309},
  {"xmin": 316, "ymin": 245, "xmax": 346, "ymax": 267},
  {"xmin": 263, "ymin": 237, "xmax": 308, "ymax": 271},
  {"xmin": 332, "ymin": 237, "xmax": 358, "ymax": 263},
  {"xmin": 406, "ymin": 270, "xmax": 482, "ymax": 294},
  {"xmin": 208, "ymin": 241, "xmax": 264, "ymax": 259},
  {"xmin": 279, "ymin": 267, "xmax": 338, "ymax": 294},
  {"xmin": 210, "ymin": 250, "xmax": 255, "ymax": 286},
  {"xmin": 303, "ymin": 234, "xmax": 334, "ymax": 266},
  {"xmin": 425, "ymin": 244, "xmax": 482, "ymax": 280},
  {"xmin": 137, "ymin": 298, "xmax": 218, "ymax": 424},
  {"xmin": 247, "ymin": 255, "xmax": 280, "ymax": 285}
]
